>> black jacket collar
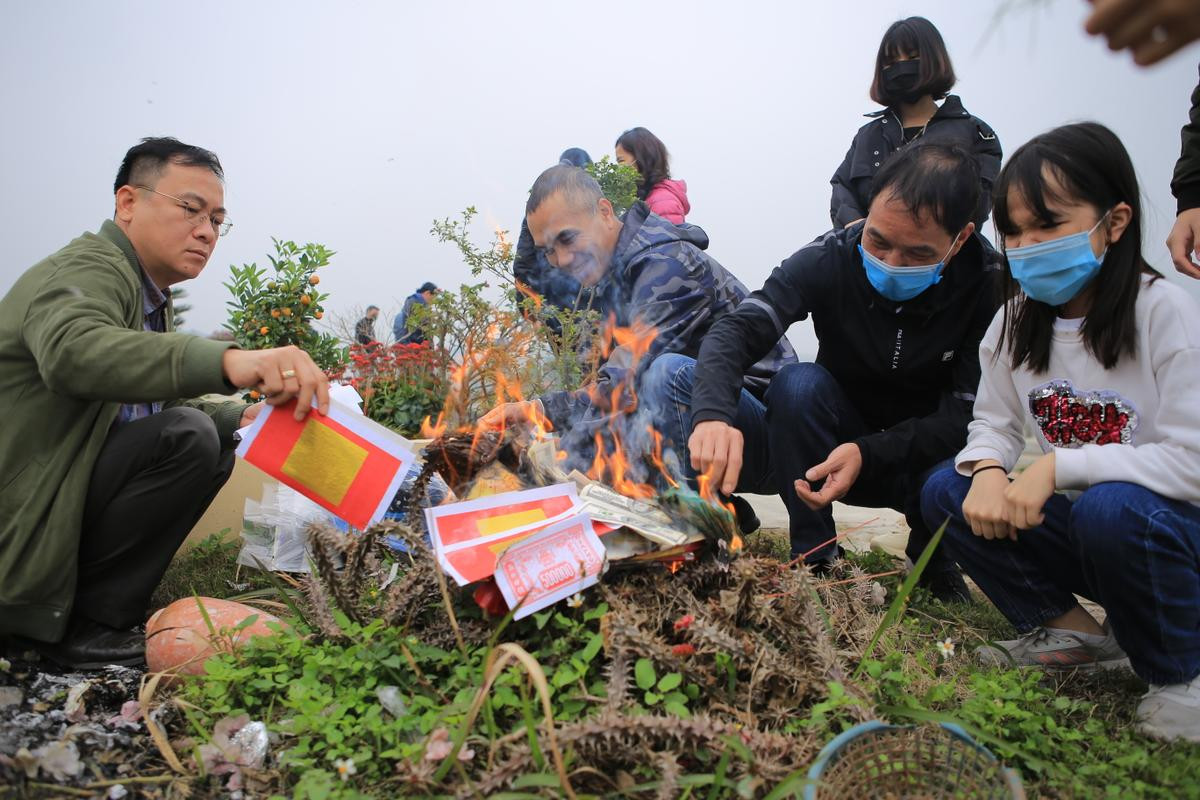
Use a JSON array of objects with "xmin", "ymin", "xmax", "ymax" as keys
[{"xmin": 864, "ymin": 94, "xmax": 969, "ymax": 121}]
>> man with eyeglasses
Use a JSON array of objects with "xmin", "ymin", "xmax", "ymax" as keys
[{"xmin": 0, "ymin": 137, "xmax": 330, "ymax": 669}]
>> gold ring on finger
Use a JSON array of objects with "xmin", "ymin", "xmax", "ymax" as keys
[{"xmin": 281, "ymin": 369, "xmax": 297, "ymax": 380}]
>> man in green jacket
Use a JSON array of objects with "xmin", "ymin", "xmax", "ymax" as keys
[{"xmin": 0, "ymin": 137, "xmax": 331, "ymax": 669}]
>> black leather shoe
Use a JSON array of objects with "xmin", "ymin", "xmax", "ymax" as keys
[
  {"xmin": 17, "ymin": 619, "xmax": 145, "ymax": 670},
  {"xmin": 918, "ymin": 568, "xmax": 973, "ymax": 603},
  {"xmin": 726, "ymin": 494, "xmax": 761, "ymax": 535}
]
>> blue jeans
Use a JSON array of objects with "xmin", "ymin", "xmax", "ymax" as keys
[
  {"xmin": 641, "ymin": 355, "xmax": 945, "ymax": 564},
  {"xmin": 921, "ymin": 466, "xmax": 1200, "ymax": 684}
]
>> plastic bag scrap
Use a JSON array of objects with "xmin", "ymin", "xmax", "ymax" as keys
[{"xmin": 236, "ymin": 483, "xmax": 336, "ymax": 572}]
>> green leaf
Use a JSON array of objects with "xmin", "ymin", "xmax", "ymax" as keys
[
  {"xmin": 233, "ymin": 613, "xmax": 260, "ymax": 632},
  {"xmin": 635, "ymin": 658, "xmax": 657, "ymax": 690},
  {"xmin": 643, "ymin": 691, "xmax": 661, "ymax": 705},
  {"xmin": 657, "ymin": 672, "xmax": 683, "ymax": 692},
  {"xmin": 583, "ymin": 602, "xmax": 609, "ymax": 621},
  {"xmin": 664, "ymin": 701, "xmax": 691, "ymax": 718},
  {"xmin": 580, "ymin": 633, "xmax": 603, "ymax": 663}
]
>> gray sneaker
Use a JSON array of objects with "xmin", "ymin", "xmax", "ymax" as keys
[
  {"xmin": 1137, "ymin": 674, "xmax": 1200, "ymax": 743},
  {"xmin": 976, "ymin": 626, "xmax": 1129, "ymax": 671}
]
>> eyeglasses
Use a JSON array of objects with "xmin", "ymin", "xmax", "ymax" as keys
[{"xmin": 135, "ymin": 185, "xmax": 232, "ymax": 237}]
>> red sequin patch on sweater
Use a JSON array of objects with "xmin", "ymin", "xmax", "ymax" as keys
[{"xmin": 1028, "ymin": 380, "xmax": 1138, "ymax": 447}]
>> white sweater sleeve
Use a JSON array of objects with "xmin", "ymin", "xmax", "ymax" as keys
[
  {"xmin": 1055, "ymin": 286, "xmax": 1200, "ymax": 502},
  {"xmin": 955, "ymin": 310, "xmax": 1027, "ymax": 476}
]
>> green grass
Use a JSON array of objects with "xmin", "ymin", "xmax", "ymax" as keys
[{"xmin": 149, "ymin": 527, "xmax": 1200, "ymax": 798}]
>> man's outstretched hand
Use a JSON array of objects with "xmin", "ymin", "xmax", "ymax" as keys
[
  {"xmin": 794, "ymin": 443, "xmax": 863, "ymax": 510},
  {"xmin": 222, "ymin": 345, "xmax": 330, "ymax": 421},
  {"xmin": 478, "ymin": 399, "xmax": 547, "ymax": 431},
  {"xmin": 688, "ymin": 420, "xmax": 744, "ymax": 495}
]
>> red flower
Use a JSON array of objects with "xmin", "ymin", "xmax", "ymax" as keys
[
  {"xmin": 473, "ymin": 579, "xmax": 509, "ymax": 617},
  {"xmin": 673, "ymin": 614, "xmax": 694, "ymax": 632},
  {"xmin": 671, "ymin": 644, "xmax": 695, "ymax": 657}
]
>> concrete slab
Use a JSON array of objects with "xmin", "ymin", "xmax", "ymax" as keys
[
  {"xmin": 741, "ymin": 493, "xmax": 908, "ymax": 552},
  {"xmin": 186, "ymin": 458, "xmax": 272, "ymax": 548}
]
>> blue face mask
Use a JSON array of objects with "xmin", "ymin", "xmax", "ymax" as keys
[
  {"xmin": 858, "ymin": 240, "xmax": 955, "ymax": 302},
  {"xmin": 1005, "ymin": 213, "xmax": 1109, "ymax": 307}
]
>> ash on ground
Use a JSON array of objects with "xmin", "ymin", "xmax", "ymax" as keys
[{"xmin": 0, "ymin": 648, "xmax": 170, "ymax": 797}]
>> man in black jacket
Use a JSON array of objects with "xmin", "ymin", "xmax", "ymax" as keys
[{"xmin": 653, "ymin": 142, "xmax": 999, "ymax": 597}]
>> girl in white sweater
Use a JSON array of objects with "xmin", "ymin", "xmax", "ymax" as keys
[{"xmin": 921, "ymin": 122, "xmax": 1200, "ymax": 743}]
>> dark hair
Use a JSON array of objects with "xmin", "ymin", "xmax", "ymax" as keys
[
  {"xmin": 558, "ymin": 147, "xmax": 593, "ymax": 168},
  {"xmin": 614, "ymin": 127, "xmax": 670, "ymax": 200},
  {"xmin": 417, "ymin": 281, "xmax": 439, "ymax": 293},
  {"xmin": 366, "ymin": 305, "xmax": 380, "ymax": 312},
  {"xmin": 993, "ymin": 122, "xmax": 1158, "ymax": 373},
  {"xmin": 526, "ymin": 164, "xmax": 604, "ymax": 216},
  {"xmin": 869, "ymin": 17, "xmax": 956, "ymax": 107},
  {"xmin": 867, "ymin": 141, "xmax": 979, "ymax": 236},
  {"xmin": 113, "ymin": 137, "xmax": 223, "ymax": 194}
]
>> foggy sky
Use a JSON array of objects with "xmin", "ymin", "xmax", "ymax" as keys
[{"xmin": 1, "ymin": 0, "xmax": 1196, "ymax": 360}]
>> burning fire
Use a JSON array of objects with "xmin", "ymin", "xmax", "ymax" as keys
[
  {"xmin": 514, "ymin": 280, "xmax": 543, "ymax": 311},
  {"xmin": 586, "ymin": 430, "xmax": 656, "ymax": 501},
  {"xmin": 697, "ymin": 470, "xmax": 744, "ymax": 554},
  {"xmin": 648, "ymin": 427, "xmax": 679, "ymax": 490},
  {"xmin": 414, "ymin": 304, "xmax": 743, "ymax": 556},
  {"xmin": 421, "ymin": 411, "xmax": 448, "ymax": 439}
]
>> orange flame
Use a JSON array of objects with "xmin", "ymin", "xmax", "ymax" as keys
[
  {"xmin": 647, "ymin": 426, "xmax": 679, "ymax": 490},
  {"xmin": 586, "ymin": 429, "xmax": 655, "ymax": 501},
  {"xmin": 515, "ymin": 280, "xmax": 543, "ymax": 311},
  {"xmin": 477, "ymin": 371, "xmax": 553, "ymax": 443},
  {"xmin": 421, "ymin": 411, "xmax": 448, "ymax": 439},
  {"xmin": 600, "ymin": 317, "xmax": 658, "ymax": 369},
  {"xmin": 697, "ymin": 468, "xmax": 744, "ymax": 553}
]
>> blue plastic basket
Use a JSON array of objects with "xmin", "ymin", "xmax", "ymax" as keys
[{"xmin": 804, "ymin": 720, "xmax": 1025, "ymax": 799}]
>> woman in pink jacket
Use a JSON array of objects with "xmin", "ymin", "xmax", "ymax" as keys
[{"xmin": 615, "ymin": 127, "xmax": 690, "ymax": 224}]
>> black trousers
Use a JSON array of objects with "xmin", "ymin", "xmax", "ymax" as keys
[{"xmin": 74, "ymin": 407, "xmax": 235, "ymax": 629}]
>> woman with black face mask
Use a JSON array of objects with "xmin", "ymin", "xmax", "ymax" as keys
[{"xmin": 830, "ymin": 16, "xmax": 1002, "ymax": 229}]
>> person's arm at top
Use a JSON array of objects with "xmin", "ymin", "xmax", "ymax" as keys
[
  {"xmin": 1168, "ymin": 63, "xmax": 1200, "ymax": 279},
  {"xmin": 1085, "ymin": 0, "xmax": 1200, "ymax": 66}
]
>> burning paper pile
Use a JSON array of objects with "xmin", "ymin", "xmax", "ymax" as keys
[{"xmin": 418, "ymin": 425, "xmax": 731, "ymax": 619}]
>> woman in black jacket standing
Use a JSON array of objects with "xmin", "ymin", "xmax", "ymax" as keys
[{"xmin": 830, "ymin": 17, "xmax": 1001, "ymax": 229}]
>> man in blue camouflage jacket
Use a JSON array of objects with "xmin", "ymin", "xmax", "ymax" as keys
[{"xmin": 484, "ymin": 165, "xmax": 796, "ymax": 496}]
